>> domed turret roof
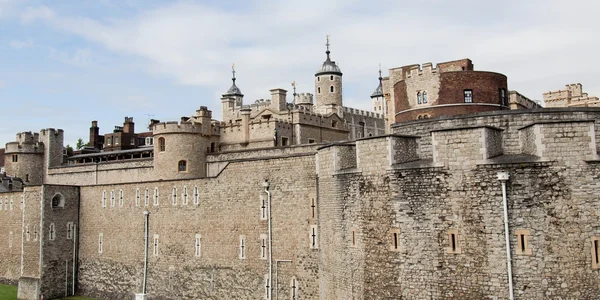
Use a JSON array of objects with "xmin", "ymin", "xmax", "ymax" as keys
[
  {"xmin": 315, "ymin": 36, "xmax": 342, "ymax": 76},
  {"xmin": 223, "ymin": 64, "xmax": 243, "ymax": 97},
  {"xmin": 370, "ymin": 68, "xmax": 383, "ymax": 98}
]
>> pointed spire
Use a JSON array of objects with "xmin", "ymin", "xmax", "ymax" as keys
[
  {"xmin": 292, "ymin": 81, "xmax": 297, "ymax": 98},
  {"xmin": 232, "ymin": 63, "xmax": 237, "ymax": 84},
  {"xmin": 371, "ymin": 64, "xmax": 384, "ymax": 98},
  {"xmin": 378, "ymin": 63, "xmax": 383, "ymax": 81},
  {"xmin": 325, "ymin": 34, "xmax": 331, "ymax": 60},
  {"xmin": 224, "ymin": 63, "xmax": 243, "ymax": 97}
]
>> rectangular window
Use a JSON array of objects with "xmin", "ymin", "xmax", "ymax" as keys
[
  {"xmin": 309, "ymin": 225, "xmax": 319, "ymax": 249},
  {"xmin": 351, "ymin": 229, "xmax": 356, "ymax": 247},
  {"xmin": 195, "ymin": 234, "xmax": 201, "ymax": 257},
  {"xmin": 114, "ymin": 136, "xmax": 119, "ymax": 145},
  {"xmin": 182, "ymin": 186, "xmax": 188, "ymax": 205},
  {"xmin": 447, "ymin": 229, "xmax": 462, "ymax": 254},
  {"xmin": 308, "ymin": 139, "xmax": 315, "ymax": 144},
  {"xmin": 390, "ymin": 228, "xmax": 400, "ymax": 251},
  {"xmin": 130, "ymin": 137, "xmax": 135, "ymax": 145},
  {"xmin": 310, "ymin": 197, "xmax": 317, "ymax": 219},
  {"xmin": 119, "ymin": 190, "xmax": 124, "ymax": 207},
  {"xmin": 98, "ymin": 233, "xmax": 103, "ymax": 254},
  {"xmin": 154, "ymin": 188, "xmax": 159, "ymax": 206},
  {"xmin": 106, "ymin": 137, "xmax": 111, "ymax": 145},
  {"xmin": 515, "ymin": 229, "xmax": 532, "ymax": 255},
  {"xmin": 281, "ymin": 137, "xmax": 289, "ymax": 146},
  {"xmin": 239, "ymin": 235, "xmax": 246, "ymax": 259},
  {"xmin": 136, "ymin": 188, "xmax": 141, "ymax": 207},
  {"xmin": 145, "ymin": 188, "xmax": 149, "ymax": 207},
  {"xmin": 260, "ymin": 234, "xmax": 267, "ymax": 260},
  {"xmin": 593, "ymin": 237, "xmax": 600, "ymax": 269},
  {"xmin": 33, "ymin": 225, "xmax": 37, "ymax": 241},
  {"xmin": 153, "ymin": 234, "xmax": 159, "ymax": 256},
  {"xmin": 25, "ymin": 224, "xmax": 30, "ymax": 242},
  {"xmin": 290, "ymin": 277, "xmax": 298, "ymax": 300},
  {"xmin": 264, "ymin": 274, "xmax": 270, "ymax": 300},
  {"xmin": 464, "ymin": 89, "xmax": 473, "ymax": 103},
  {"xmin": 9, "ymin": 198, "xmax": 13, "ymax": 210},
  {"xmin": 102, "ymin": 191, "xmax": 107, "ymax": 208},
  {"xmin": 12, "ymin": 154, "xmax": 18, "ymax": 162},
  {"xmin": 66, "ymin": 222, "xmax": 74, "ymax": 240}
]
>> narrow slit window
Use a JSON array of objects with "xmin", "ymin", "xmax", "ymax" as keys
[
  {"xmin": 290, "ymin": 277, "xmax": 298, "ymax": 300},
  {"xmin": 33, "ymin": 225, "xmax": 37, "ymax": 241},
  {"xmin": 330, "ymin": 86, "xmax": 334, "ymax": 93},
  {"xmin": 9, "ymin": 198, "xmax": 13, "ymax": 210},
  {"xmin": 158, "ymin": 137, "xmax": 165, "ymax": 152},
  {"xmin": 193, "ymin": 186, "xmax": 199, "ymax": 205},
  {"xmin": 145, "ymin": 188, "xmax": 149, "ymax": 207},
  {"xmin": 153, "ymin": 234, "xmax": 159, "ymax": 256},
  {"xmin": 592, "ymin": 237, "xmax": 600, "ymax": 269},
  {"xmin": 260, "ymin": 234, "xmax": 267, "ymax": 260},
  {"xmin": 239, "ymin": 236, "xmax": 246, "ymax": 259},
  {"xmin": 119, "ymin": 189, "xmax": 124, "ymax": 207},
  {"xmin": 260, "ymin": 194, "xmax": 267, "ymax": 221},
  {"xmin": 102, "ymin": 191, "xmax": 107, "ymax": 208},
  {"xmin": 182, "ymin": 186, "xmax": 188, "ymax": 205},
  {"xmin": 154, "ymin": 188, "xmax": 159, "ymax": 206},
  {"xmin": 8, "ymin": 231, "xmax": 13, "ymax": 248},
  {"xmin": 447, "ymin": 229, "xmax": 462, "ymax": 254},
  {"xmin": 390, "ymin": 228, "xmax": 400, "ymax": 251},
  {"xmin": 309, "ymin": 225, "xmax": 319, "ymax": 249},
  {"xmin": 136, "ymin": 188, "xmax": 141, "ymax": 207},
  {"xmin": 66, "ymin": 222, "xmax": 74, "ymax": 240},
  {"xmin": 25, "ymin": 224, "xmax": 30, "ymax": 242},
  {"xmin": 98, "ymin": 233, "xmax": 103, "ymax": 254},
  {"xmin": 310, "ymin": 198, "xmax": 316, "ymax": 219},
  {"xmin": 515, "ymin": 229, "xmax": 532, "ymax": 256},
  {"xmin": 195, "ymin": 234, "xmax": 201, "ymax": 257},
  {"xmin": 110, "ymin": 190, "xmax": 115, "ymax": 207},
  {"xmin": 264, "ymin": 274, "xmax": 270, "ymax": 300},
  {"xmin": 49, "ymin": 223, "xmax": 56, "ymax": 241},
  {"xmin": 172, "ymin": 187, "xmax": 178, "ymax": 205},
  {"xmin": 351, "ymin": 229, "xmax": 356, "ymax": 247}
]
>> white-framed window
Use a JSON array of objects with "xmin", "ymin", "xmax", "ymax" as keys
[
  {"xmin": 110, "ymin": 190, "xmax": 115, "ymax": 208},
  {"xmin": 154, "ymin": 187, "xmax": 159, "ymax": 206},
  {"xmin": 9, "ymin": 198, "xmax": 13, "ymax": 210},
  {"xmin": 239, "ymin": 235, "xmax": 246, "ymax": 259},
  {"xmin": 145, "ymin": 188, "xmax": 149, "ymax": 207},
  {"xmin": 172, "ymin": 187, "xmax": 178, "ymax": 205},
  {"xmin": 264, "ymin": 274, "xmax": 270, "ymax": 300},
  {"xmin": 310, "ymin": 197, "xmax": 317, "ymax": 219},
  {"xmin": 195, "ymin": 234, "xmax": 201, "ymax": 257},
  {"xmin": 464, "ymin": 89, "xmax": 473, "ymax": 103},
  {"xmin": 98, "ymin": 233, "xmax": 103, "ymax": 254},
  {"xmin": 309, "ymin": 225, "xmax": 319, "ymax": 249},
  {"xmin": 182, "ymin": 186, "xmax": 188, "ymax": 205},
  {"xmin": 48, "ymin": 223, "xmax": 56, "ymax": 241},
  {"xmin": 130, "ymin": 137, "xmax": 135, "ymax": 146},
  {"xmin": 193, "ymin": 186, "xmax": 199, "ymax": 205},
  {"xmin": 33, "ymin": 225, "xmax": 38, "ymax": 241},
  {"xmin": 8, "ymin": 231, "xmax": 13, "ymax": 248},
  {"xmin": 0, "ymin": 198, "xmax": 3, "ymax": 211},
  {"xmin": 417, "ymin": 91, "xmax": 422, "ymax": 104},
  {"xmin": 290, "ymin": 276, "xmax": 299, "ymax": 300},
  {"xmin": 66, "ymin": 222, "xmax": 74, "ymax": 240},
  {"xmin": 260, "ymin": 234, "xmax": 267, "ymax": 260},
  {"xmin": 20, "ymin": 195, "xmax": 24, "ymax": 210},
  {"xmin": 153, "ymin": 234, "xmax": 159, "ymax": 256},
  {"xmin": 25, "ymin": 224, "xmax": 30, "ymax": 242},
  {"xmin": 423, "ymin": 91, "xmax": 428, "ymax": 103},
  {"xmin": 102, "ymin": 191, "xmax": 106, "ymax": 208},
  {"xmin": 119, "ymin": 189, "xmax": 124, "ymax": 207},
  {"xmin": 136, "ymin": 188, "xmax": 141, "ymax": 207}
]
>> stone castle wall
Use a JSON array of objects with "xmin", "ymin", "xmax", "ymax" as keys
[
  {"xmin": 76, "ymin": 154, "xmax": 320, "ymax": 300},
  {"xmin": 0, "ymin": 191, "xmax": 24, "ymax": 285}
]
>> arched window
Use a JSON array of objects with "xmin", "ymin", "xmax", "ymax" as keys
[
  {"xmin": 330, "ymin": 86, "xmax": 334, "ymax": 93},
  {"xmin": 317, "ymin": 77, "xmax": 320, "ymax": 82},
  {"xmin": 51, "ymin": 194, "xmax": 64, "ymax": 209},
  {"xmin": 423, "ymin": 91, "xmax": 428, "ymax": 103},
  {"xmin": 158, "ymin": 137, "xmax": 165, "ymax": 152},
  {"xmin": 417, "ymin": 92, "xmax": 422, "ymax": 104},
  {"xmin": 317, "ymin": 87, "xmax": 321, "ymax": 94},
  {"xmin": 417, "ymin": 115, "xmax": 423, "ymax": 120},
  {"xmin": 330, "ymin": 75, "xmax": 334, "ymax": 80},
  {"xmin": 178, "ymin": 160, "xmax": 187, "ymax": 172},
  {"xmin": 424, "ymin": 115, "xmax": 429, "ymax": 119}
]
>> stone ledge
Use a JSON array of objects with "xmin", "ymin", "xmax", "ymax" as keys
[{"xmin": 517, "ymin": 119, "xmax": 596, "ymax": 131}]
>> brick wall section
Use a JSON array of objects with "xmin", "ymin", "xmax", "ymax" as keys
[{"xmin": 77, "ymin": 155, "xmax": 319, "ymax": 300}]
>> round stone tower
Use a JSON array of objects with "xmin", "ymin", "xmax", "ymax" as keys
[
  {"xmin": 152, "ymin": 121, "xmax": 210, "ymax": 180},
  {"xmin": 3, "ymin": 132, "xmax": 44, "ymax": 184},
  {"xmin": 315, "ymin": 36, "xmax": 343, "ymax": 114}
]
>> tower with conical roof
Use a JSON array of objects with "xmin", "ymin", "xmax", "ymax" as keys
[
  {"xmin": 221, "ymin": 64, "xmax": 244, "ymax": 121},
  {"xmin": 315, "ymin": 35, "xmax": 343, "ymax": 115},
  {"xmin": 371, "ymin": 65, "xmax": 385, "ymax": 115}
]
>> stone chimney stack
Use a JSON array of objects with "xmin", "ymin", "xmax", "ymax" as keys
[
  {"xmin": 270, "ymin": 88, "xmax": 288, "ymax": 112},
  {"xmin": 123, "ymin": 117, "xmax": 135, "ymax": 134},
  {"xmin": 89, "ymin": 121, "xmax": 100, "ymax": 149}
]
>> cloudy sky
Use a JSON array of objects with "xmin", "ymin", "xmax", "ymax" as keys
[{"xmin": 0, "ymin": 0, "xmax": 599, "ymax": 146}]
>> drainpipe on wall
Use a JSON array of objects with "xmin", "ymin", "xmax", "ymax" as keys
[
  {"xmin": 142, "ymin": 210, "xmax": 150, "ymax": 297},
  {"xmin": 497, "ymin": 171, "xmax": 514, "ymax": 300},
  {"xmin": 263, "ymin": 180, "xmax": 273, "ymax": 299}
]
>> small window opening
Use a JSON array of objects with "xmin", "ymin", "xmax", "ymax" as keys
[
  {"xmin": 291, "ymin": 277, "xmax": 298, "ymax": 300},
  {"xmin": 193, "ymin": 186, "xmax": 199, "ymax": 205},
  {"xmin": 145, "ymin": 188, "xmax": 149, "ymax": 206},
  {"xmin": 310, "ymin": 198, "xmax": 316, "ymax": 219},
  {"xmin": 239, "ymin": 236, "xmax": 246, "ymax": 259},
  {"xmin": 210, "ymin": 142, "xmax": 215, "ymax": 153},
  {"xmin": 317, "ymin": 76, "xmax": 320, "ymax": 82},
  {"xmin": 260, "ymin": 194, "xmax": 267, "ymax": 220},
  {"xmin": 153, "ymin": 234, "xmax": 159, "ymax": 256},
  {"xmin": 154, "ymin": 188, "xmax": 159, "ymax": 206},
  {"xmin": 178, "ymin": 160, "xmax": 187, "ymax": 172},
  {"xmin": 317, "ymin": 87, "xmax": 321, "ymax": 94},
  {"xmin": 49, "ymin": 223, "xmax": 56, "ymax": 241},
  {"xmin": 119, "ymin": 190, "xmax": 123, "ymax": 207},
  {"xmin": 260, "ymin": 234, "xmax": 267, "ymax": 260},
  {"xmin": 330, "ymin": 86, "xmax": 334, "ymax": 93},
  {"xmin": 33, "ymin": 225, "xmax": 37, "ymax": 241},
  {"xmin": 182, "ymin": 186, "xmax": 188, "ymax": 205},
  {"xmin": 281, "ymin": 137, "xmax": 289, "ymax": 146},
  {"xmin": 172, "ymin": 187, "xmax": 178, "ymax": 205},
  {"xmin": 136, "ymin": 188, "xmax": 141, "ymax": 207},
  {"xmin": 12, "ymin": 154, "xmax": 18, "ymax": 162},
  {"xmin": 330, "ymin": 75, "xmax": 334, "ymax": 80},
  {"xmin": 308, "ymin": 139, "xmax": 315, "ymax": 144},
  {"xmin": 423, "ymin": 91, "xmax": 428, "ymax": 103},
  {"xmin": 309, "ymin": 225, "xmax": 318, "ymax": 249},
  {"xmin": 158, "ymin": 137, "xmax": 165, "ymax": 152},
  {"xmin": 331, "ymin": 120, "xmax": 337, "ymax": 127},
  {"xmin": 110, "ymin": 190, "xmax": 115, "ymax": 207},
  {"xmin": 464, "ymin": 89, "xmax": 473, "ymax": 103},
  {"xmin": 66, "ymin": 222, "xmax": 74, "ymax": 240},
  {"xmin": 417, "ymin": 91, "xmax": 422, "ymax": 104},
  {"xmin": 516, "ymin": 229, "xmax": 532, "ymax": 256},
  {"xmin": 98, "ymin": 233, "xmax": 103, "ymax": 254},
  {"xmin": 25, "ymin": 174, "xmax": 29, "ymax": 182},
  {"xmin": 101, "ymin": 191, "xmax": 107, "ymax": 208},
  {"xmin": 352, "ymin": 229, "xmax": 356, "ymax": 247},
  {"xmin": 447, "ymin": 230, "xmax": 462, "ymax": 254},
  {"xmin": 451, "ymin": 233, "xmax": 457, "ymax": 252},
  {"xmin": 592, "ymin": 237, "xmax": 600, "ymax": 269},
  {"xmin": 195, "ymin": 234, "xmax": 202, "ymax": 257},
  {"xmin": 25, "ymin": 224, "xmax": 30, "ymax": 242}
]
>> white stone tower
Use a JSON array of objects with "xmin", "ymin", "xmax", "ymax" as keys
[
  {"xmin": 371, "ymin": 66, "xmax": 385, "ymax": 115},
  {"xmin": 315, "ymin": 35, "xmax": 343, "ymax": 115},
  {"xmin": 221, "ymin": 64, "xmax": 244, "ymax": 122}
]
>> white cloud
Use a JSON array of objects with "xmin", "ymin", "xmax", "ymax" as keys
[
  {"xmin": 26, "ymin": 0, "xmax": 600, "ymax": 114},
  {"xmin": 9, "ymin": 38, "xmax": 33, "ymax": 49},
  {"xmin": 49, "ymin": 47, "xmax": 93, "ymax": 67},
  {"xmin": 20, "ymin": 5, "xmax": 54, "ymax": 24}
]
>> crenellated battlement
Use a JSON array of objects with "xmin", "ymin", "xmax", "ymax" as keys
[
  {"xmin": 15, "ymin": 132, "xmax": 40, "ymax": 144},
  {"xmin": 40, "ymin": 128, "xmax": 64, "ymax": 137},
  {"xmin": 295, "ymin": 93, "xmax": 314, "ymax": 105},
  {"xmin": 342, "ymin": 106, "xmax": 383, "ymax": 119},
  {"xmin": 152, "ymin": 121, "xmax": 205, "ymax": 135},
  {"xmin": 406, "ymin": 62, "xmax": 438, "ymax": 78}
]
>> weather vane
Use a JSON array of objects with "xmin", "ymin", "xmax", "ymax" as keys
[
  {"xmin": 292, "ymin": 81, "xmax": 297, "ymax": 97},
  {"xmin": 232, "ymin": 63, "xmax": 236, "ymax": 82}
]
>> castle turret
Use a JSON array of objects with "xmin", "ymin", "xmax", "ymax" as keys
[
  {"xmin": 315, "ymin": 35, "xmax": 343, "ymax": 115},
  {"xmin": 3, "ymin": 132, "xmax": 44, "ymax": 184},
  {"xmin": 295, "ymin": 93, "xmax": 314, "ymax": 110},
  {"xmin": 152, "ymin": 121, "xmax": 210, "ymax": 180},
  {"xmin": 221, "ymin": 64, "xmax": 244, "ymax": 122},
  {"xmin": 371, "ymin": 67, "xmax": 385, "ymax": 115}
]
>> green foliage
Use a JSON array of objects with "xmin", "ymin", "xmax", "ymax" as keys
[{"xmin": 76, "ymin": 138, "xmax": 85, "ymax": 150}]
